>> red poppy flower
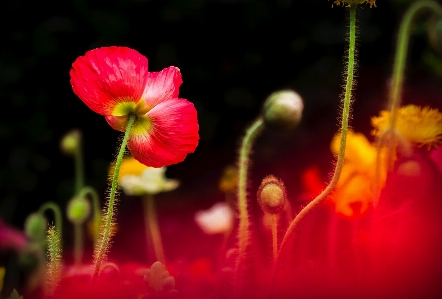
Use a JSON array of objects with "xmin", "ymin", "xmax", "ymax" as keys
[{"xmin": 70, "ymin": 46, "xmax": 199, "ymax": 167}]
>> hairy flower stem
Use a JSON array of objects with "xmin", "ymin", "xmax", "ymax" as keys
[
  {"xmin": 92, "ymin": 114, "xmax": 136, "ymax": 282},
  {"xmin": 142, "ymin": 194, "xmax": 165, "ymax": 264},
  {"xmin": 385, "ymin": 0, "xmax": 442, "ymax": 168},
  {"xmin": 233, "ymin": 118, "xmax": 265, "ymax": 298},
  {"xmin": 270, "ymin": 5, "xmax": 357, "ymax": 294},
  {"xmin": 45, "ymin": 226, "xmax": 62, "ymax": 298},
  {"xmin": 39, "ymin": 202, "xmax": 63, "ymax": 245}
]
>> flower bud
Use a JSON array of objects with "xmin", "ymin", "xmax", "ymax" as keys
[
  {"xmin": 67, "ymin": 196, "xmax": 91, "ymax": 225},
  {"xmin": 257, "ymin": 175, "xmax": 287, "ymax": 215},
  {"xmin": 60, "ymin": 129, "xmax": 81, "ymax": 156},
  {"xmin": 262, "ymin": 90, "xmax": 303, "ymax": 131},
  {"xmin": 24, "ymin": 213, "xmax": 48, "ymax": 240},
  {"xmin": 427, "ymin": 15, "xmax": 442, "ymax": 57}
]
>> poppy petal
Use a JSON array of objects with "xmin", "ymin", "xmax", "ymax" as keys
[
  {"xmin": 70, "ymin": 46, "xmax": 148, "ymax": 115},
  {"xmin": 141, "ymin": 66, "xmax": 182, "ymax": 108},
  {"xmin": 128, "ymin": 98, "xmax": 199, "ymax": 167}
]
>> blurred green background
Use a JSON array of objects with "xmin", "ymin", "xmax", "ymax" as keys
[{"xmin": 1, "ymin": 0, "xmax": 442, "ymax": 232}]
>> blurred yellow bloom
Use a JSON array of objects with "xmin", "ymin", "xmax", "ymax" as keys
[
  {"xmin": 330, "ymin": 131, "xmax": 386, "ymax": 217},
  {"xmin": 219, "ymin": 165, "xmax": 238, "ymax": 193},
  {"xmin": 113, "ymin": 156, "xmax": 148, "ymax": 183},
  {"xmin": 0, "ymin": 267, "xmax": 5, "ymax": 294},
  {"xmin": 112, "ymin": 156, "xmax": 179, "ymax": 196},
  {"xmin": 371, "ymin": 105, "xmax": 442, "ymax": 149}
]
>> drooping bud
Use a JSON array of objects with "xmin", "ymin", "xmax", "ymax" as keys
[
  {"xmin": 427, "ymin": 15, "xmax": 442, "ymax": 57},
  {"xmin": 60, "ymin": 129, "xmax": 81, "ymax": 156},
  {"xmin": 67, "ymin": 196, "xmax": 91, "ymax": 225},
  {"xmin": 257, "ymin": 175, "xmax": 287, "ymax": 215},
  {"xmin": 262, "ymin": 90, "xmax": 303, "ymax": 131},
  {"xmin": 24, "ymin": 213, "xmax": 48, "ymax": 241}
]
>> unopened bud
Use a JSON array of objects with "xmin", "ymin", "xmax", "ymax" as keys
[
  {"xmin": 67, "ymin": 196, "xmax": 91, "ymax": 225},
  {"xmin": 257, "ymin": 175, "xmax": 287, "ymax": 215},
  {"xmin": 262, "ymin": 90, "xmax": 303, "ymax": 131},
  {"xmin": 428, "ymin": 15, "xmax": 442, "ymax": 57},
  {"xmin": 25, "ymin": 213, "xmax": 48, "ymax": 240},
  {"xmin": 60, "ymin": 129, "xmax": 81, "ymax": 156}
]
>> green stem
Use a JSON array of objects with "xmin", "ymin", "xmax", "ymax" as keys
[
  {"xmin": 233, "ymin": 118, "xmax": 265, "ymax": 298},
  {"xmin": 92, "ymin": 114, "xmax": 136, "ymax": 281},
  {"xmin": 270, "ymin": 5, "xmax": 357, "ymax": 294},
  {"xmin": 386, "ymin": 0, "xmax": 442, "ymax": 167},
  {"xmin": 142, "ymin": 194, "xmax": 165, "ymax": 264},
  {"xmin": 73, "ymin": 223, "xmax": 83, "ymax": 266},
  {"xmin": 38, "ymin": 202, "xmax": 63, "ymax": 245},
  {"xmin": 78, "ymin": 186, "xmax": 101, "ymax": 246},
  {"xmin": 74, "ymin": 141, "xmax": 85, "ymax": 195}
]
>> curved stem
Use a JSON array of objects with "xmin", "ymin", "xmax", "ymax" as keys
[
  {"xmin": 270, "ymin": 5, "xmax": 357, "ymax": 294},
  {"xmin": 78, "ymin": 186, "xmax": 101, "ymax": 246},
  {"xmin": 92, "ymin": 114, "xmax": 136, "ymax": 281},
  {"xmin": 39, "ymin": 202, "xmax": 63, "ymax": 245},
  {"xmin": 142, "ymin": 194, "xmax": 165, "ymax": 264},
  {"xmin": 386, "ymin": 0, "xmax": 442, "ymax": 168},
  {"xmin": 233, "ymin": 118, "xmax": 265, "ymax": 298}
]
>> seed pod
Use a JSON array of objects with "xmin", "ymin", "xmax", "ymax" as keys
[
  {"xmin": 262, "ymin": 90, "xmax": 303, "ymax": 131},
  {"xmin": 257, "ymin": 175, "xmax": 287, "ymax": 215}
]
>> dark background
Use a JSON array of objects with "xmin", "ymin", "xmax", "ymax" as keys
[{"xmin": 1, "ymin": 0, "xmax": 442, "ymax": 265}]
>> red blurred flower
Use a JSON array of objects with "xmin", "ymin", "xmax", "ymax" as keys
[
  {"xmin": 0, "ymin": 218, "xmax": 27, "ymax": 251},
  {"xmin": 70, "ymin": 46, "xmax": 199, "ymax": 167}
]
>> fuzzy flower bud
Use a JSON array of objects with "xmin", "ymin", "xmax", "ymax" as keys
[
  {"xmin": 67, "ymin": 196, "xmax": 91, "ymax": 225},
  {"xmin": 24, "ymin": 213, "xmax": 47, "ymax": 241},
  {"xmin": 257, "ymin": 175, "xmax": 287, "ymax": 215},
  {"xmin": 262, "ymin": 90, "xmax": 303, "ymax": 131},
  {"xmin": 60, "ymin": 129, "xmax": 81, "ymax": 156}
]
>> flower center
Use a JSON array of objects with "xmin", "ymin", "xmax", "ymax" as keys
[
  {"xmin": 112, "ymin": 100, "xmax": 151, "ymax": 117},
  {"xmin": 111, "ymin": 101, "xmax": 153, "ymax": 136}
]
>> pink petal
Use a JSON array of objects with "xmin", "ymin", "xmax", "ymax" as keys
[
  {"xmin": 70, "ymin": 46, "xmax": 148, "ymax": 116},
  {"xmin": 0, "ymin": 219, "xmax": 27, "ymax": 251},
  {"xmin": 141, "ymin": 66, "xmax": 182, "ymax": 108},
  {"xmin": 128, "ymin": 99, "xmax": 199, "ymax": 167},
  {"xmin": 105, "ymin": 115, "xmax": 128, "ymax": 132}
]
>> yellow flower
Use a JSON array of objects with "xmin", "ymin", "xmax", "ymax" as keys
[
  {"xmin": 330, "ymin": 131, "xmax": 386, "ymax": 217},
  {"xmin": 371, "ymin": 105, "xmax": 442, "ymax": 149},
  {"xmin": 0, "ymin": 267, "xmax": 5, "ymax": 294},
  {"xmin": 112, "ymin": 156, "xmax": 179, "ymax": 196},
  {"xmin": 219, "ymin": 165, "xmax": 238, "ymax": 193},
  {"xmin": 113, "ymin": 156, "xmax": 148, "ymax": 183}
]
